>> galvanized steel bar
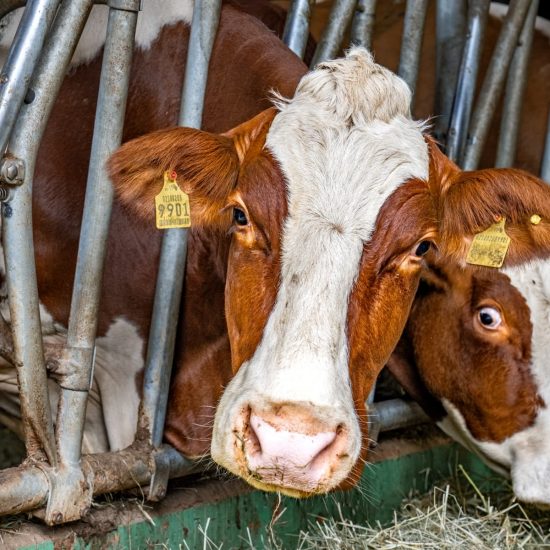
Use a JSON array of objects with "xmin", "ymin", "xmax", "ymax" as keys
[
  {"xmin": 462, "ymin": 0, "xmax": 531, "ymax": 170},
  {"xmin": 397, "ymin": 0, "xmax": 429, "ymax": 103},
  {"xmin": 376, "ymin": 398, "xmax": 429, "ymax": 432},
  {"xmin": 0, "ymin": 0, "xmax": 61, "ymax": 155},
  {"xmin": 310, "ymin": 0, "xmax": 356, "ymax": 66},
  {"xmin": 350, "ymin": 0, "xmax": 377, "ymax": 50},
  {"xmin": 433, "ymin": 0, "xmax": 466, "ymax": 145},
  {"xmin": 0, "ymin": 0, "xmax": 96, "ymax": 463},
  {"xmin": 542, "ymin": 110, "xmax": 550, "ymax": 183},
  {"xmin": 56, "ymin": 1, "xmax": 139, "ymax": 467},
  {"xmin": 282, "ymin": 0, "xmax": 313, "ymax": 59},
  {"xmin": 0, "ymin": 445, "xmax": 195, "ymax": 518},
  {"xmin": 445, "ymin": 0, "xmax": 490, "ymax": 163},
  {"xmin": 495, "ymin": 0, "xmax": 538, "ymax": 168},
  {"xmin": 139, "ymin": 0, "xmax": 222, "ymax": 449}
]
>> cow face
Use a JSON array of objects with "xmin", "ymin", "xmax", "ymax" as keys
[
  {"xmin": 109, "ymin": 48, "xmax": 550, "ymax": 498},
  {"xmin": 390, "ymin": 256, "xmax": 550, "ymax": 505}
]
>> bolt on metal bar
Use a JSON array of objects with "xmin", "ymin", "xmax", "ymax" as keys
[
  {"xmin": 350, "ymin": 0, "xmax": 377, "ymax": 50},
  {"xmin": 433, "ymin": 0, "xmax": 466, "ymax": 145},
  {"xmin": 397, "ymin": 0, "xmax": 429, "ymax": 104},
  {"xmin": 495, "ymin": 0, "xmax": 538, "ymax": 168},
  {"xmin": 542, "ymin": 110, "xmax": 550, "ymax": 183},
  {"xmin": 445, "ymin": 0, "xmax": 490, "ymax": 163},
  {"xmin": 0, "ymin": 0, "xmax": 61, "ymax": 156},
  {"xmin": 56, "ymin": 2, "xmax": 139, "ymax": 469},
  {"xmin": 462, "ymin": 0, "xmax": 531, "ymax": 170},
  {"xmin": 282, "ymin": 0, "xmax": 313, "ymax": 59},
  {"xmin": 310, "ymin": 0, "xmax": 357, "ymax": 67},
  {"xmin": 139, "ymin": 0, "xmax": 222, "ymax": 450}
]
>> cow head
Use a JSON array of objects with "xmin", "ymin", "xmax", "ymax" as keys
[
  {"xmin": 389, "ymin": 205, "xmax": 550, "ymax": 505},
  {"xmin": 108, "ymin": 48, "xmax": 550, "ymax": 497}
]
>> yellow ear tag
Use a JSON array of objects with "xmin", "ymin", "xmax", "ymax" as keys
[
  {"xmin": 155, "ymin": 171, "xmax": 191, "ymax": 229},
  {"xmin": 466, "ymin": 216, "xmax": 510, "ymax": 268}
]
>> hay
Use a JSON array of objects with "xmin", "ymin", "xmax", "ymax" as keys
[{"xmin": 291, "ymin": 470, "xmax": 550, "ymax": 550}]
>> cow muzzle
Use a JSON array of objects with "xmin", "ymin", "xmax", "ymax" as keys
[{"xmin": 214, "ymin": 402, "xmax": 359, "ymax": 497}]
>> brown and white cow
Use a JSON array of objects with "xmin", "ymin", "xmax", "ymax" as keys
[
  {"xmin": 387, "ymin": 175, "xmax": 550, "ymax": 506},
  {"xmin": 109, "ymin": 50, "xmax": 550, "ymax": 497},
  {"xmin": 2, "ymin": 0, "xmax": 550, "ymax": 499}
]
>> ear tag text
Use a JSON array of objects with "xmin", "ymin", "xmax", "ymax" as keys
[
  {"xmin": 466, "ymin": 216, "xmax": 510, "ymax": 268},
  {"xmin": 155, "ymin": 171, "xmax": 191, "ymax": 229}
]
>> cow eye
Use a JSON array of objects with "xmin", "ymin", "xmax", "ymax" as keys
[
  {"xmin": 414, "ymin": 240, "xmax": 431, "ymax": 256},
  {"xmin": 478, "ymin": 307, "xmax": 502, "ymax": 329},
  {"xmin": 233, "ymin": 207, "xmax": 248, "ymax": 226}
]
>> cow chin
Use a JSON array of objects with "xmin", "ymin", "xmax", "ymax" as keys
[{"xmin": 211, "ymin": 362, "xmax": 362, "ymax": 497}]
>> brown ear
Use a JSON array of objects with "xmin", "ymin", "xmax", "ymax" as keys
[
  {"xmin": 427, "ymin": 139, "xmax": 550, "ymax": 267},
  {"xmin": 386, "ymin": 332, "xmax": 446, "ymax": 421},
  {"xmin": 108, "ymin": 108, "xmax": 277, "ymax": 228}
]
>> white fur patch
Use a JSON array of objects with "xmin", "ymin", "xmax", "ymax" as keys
[
  {"xmin": 212, "ymin": 49, "xmax": 429, "ymax": 484},
  {"xmin": 0, "ymin": 0, "xmax": 194, "ymax": 68}
]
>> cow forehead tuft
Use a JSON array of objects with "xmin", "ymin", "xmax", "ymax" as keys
[{"xmin": 266, "ymin": 47, "xmax": 429, "ymax": 244}]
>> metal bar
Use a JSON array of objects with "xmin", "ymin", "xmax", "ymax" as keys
[
  {"xmin": 375, "ymin": 398, "xmax": 430, "ymax": 433},
  {"xmin": 445, "ymin": 0, "xmax": 490, "ymax": 163},
  {"xmin": 462, "ymin": 0, "xmax": 531, "ymax": 170},
  {"xmin": 350, "ymin": 0, "xmax": 377, "ymax": 50},
  {"xmin": 282, "ymin": 0, "xmax": 313, "ymax": 59},
  {"xmin": 310, "ymin": 0, "xmax": 357, "ymax": 67},
  {"xmin": 139, "ymin": 0, "xmax": 222, "ymax": 449},
  {"xmin": 433, "ymin": 0, "xmax": 466, "ymax": 145},
  {"xmin": 56, "ymin": 2, "xmax": 139, "ymax": 469},
  {"xmin": 495, "ymin": 0, "xmax": 538, "ymax": 168},
  {"xmin": 0, "ymin": 0, "xmax": 61, "ymax": 155},
  {"xmin": 0, "ymin": 444, "xmax": 195, "ymax": 518},
  {"xmin": 1, "ymin": 0, "xmax": 93, "ymax": 463},
  {"xmin": 542, "ymin": 110, "xmax": 550, "ymax": 183},
  {"xmin": 0, "ymin": 0, "xmax": 108, "ymax": 20},
  {"xmin": 397, "ymin": 0, "xmax": 429, "ymax": 104}
]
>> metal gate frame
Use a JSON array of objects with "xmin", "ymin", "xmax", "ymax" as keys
[{"xmin": 0, "ymin": 0, "xmax": 548, "ymax": 525}]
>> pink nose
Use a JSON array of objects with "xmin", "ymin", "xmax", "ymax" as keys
[{"xmin": 242, "ymin": 406, "xmax": 348, "ymax": 493}]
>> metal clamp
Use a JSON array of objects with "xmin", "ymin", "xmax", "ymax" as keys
[
  {"xmin": 107, "ymin": 0, "xmax": 142, "ymax": 12},
  {"xmin": 147, "ymin": 445, "xmax": 171, "ymax": 501},
  {"xmin": 47, "ymin": 345, "xmax": 95, "ymax": 391},
  {"xmin": 0, "ymin": 157, "xmax": 25, "ymax": 186}
]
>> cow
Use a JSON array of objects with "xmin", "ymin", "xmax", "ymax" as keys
[
  {"xmin": 1, "ymin": 0, "xmax": 550, "ymax": 500},
  {"xmin": 387, "ymin": 179, "xmax": 550, "ymax": 506},
  {"xmin": 108, "ymin": 60, "xmax": 550, "ymax": 498}
]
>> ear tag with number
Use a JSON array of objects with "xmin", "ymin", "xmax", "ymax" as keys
[
  {"xmin": 155, "ymin": 171, "xmax": 191, "ymax": 229},
  {"xmin": 466, "ymin": 216, "xmax": 510, "ymax": 268}
]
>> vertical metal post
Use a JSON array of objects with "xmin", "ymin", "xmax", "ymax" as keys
[
  {"xmin": 433, "ymin": 0, "xmax": 466, "ymax": 145},
  {"xmin": 56, "ymin": 1, "xmax": 139, "ymax": 468},
  {"xmin": 310, "ymin": 0, "xmax": 357, "ymax": 66},
  {"xmin": 462, "ymin": 0, "xmax": 531, "ymax": 170},
  {"xmin": 0, "ymin": 0, "xmax": 61, "ymax": 155},
  {"xmin": 350, "ymin": 0, "xmax": 377, "ymax": 50},
  {"xmin": 397, "ymin": 0, "xmax": 429, "ymax": 104},
  {"xmin": 282, "ymin": 0, "xmax": 313, "ymax": 59},
  {"xmin": 542, "ymin": 110, "xmax": 550, "ymax": 183},
  {"xmin": 495, "ymin": 0, "xmax": 538, "ymax": 168},
  {"xmin": 445, "ymin": 0, "xmax": 490, "ymax": 163},
  {"xmin": 1, "ymin": 0, "xmax": 71, "ymax": 464},
  {"xmin": 139, "ymin": 1, "xmax": 222, "ymax": 450}
]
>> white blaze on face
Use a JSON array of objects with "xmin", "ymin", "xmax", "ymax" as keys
[
  {"xmin": 440, "ymin": 259, "xmax": 550, "ymax": 504},
  {"xmin": 212, "ymin": 49, "xmax": 429, "ymax": 483}
]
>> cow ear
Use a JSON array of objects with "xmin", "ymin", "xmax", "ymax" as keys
[
  {"xmin": 107, "ymin": 108, "xmax": 277, "ymax": 229},
  {"xmin": 428, "ymin": 139, "xmax": 550, "ymax": 267},
  {"xmin": 385, "ymin": 332, "xmax": 446, "ymax": 421}
]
